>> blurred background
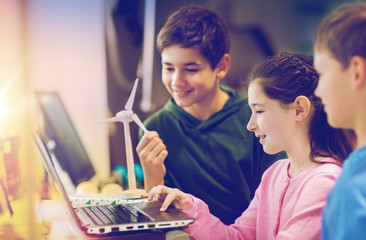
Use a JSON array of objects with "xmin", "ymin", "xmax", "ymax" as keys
[{"xmin": 0, "ymin": 0, "xmax": 361, "ymax": 238}]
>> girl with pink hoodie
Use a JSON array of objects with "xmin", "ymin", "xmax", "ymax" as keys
[{"xmin": 146, "ymin": 52, "xmax": 353, "ymax": 240}]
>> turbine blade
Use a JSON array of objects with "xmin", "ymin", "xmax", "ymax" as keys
[
  {"xmin": 125, "ymin": 78, "xmax": 139, "ymax": 110},
  {"xmin": 98, "ymin": 116, "xmax": 122, "ymax": 123},
  {"xmin": 132, "ymin": 114, "xmax": 148, "ymax": 133}
]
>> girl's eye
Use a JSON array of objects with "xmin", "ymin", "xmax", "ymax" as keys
[
  {"xmin": 256, "ymin": 111, "xmax": 263, "ymax": 114},
  {"xmin": 186, "ymin": 68, "xmax": 199, "ymax": 72}
]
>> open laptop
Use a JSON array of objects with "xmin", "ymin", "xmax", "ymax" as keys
[
  {"xmin": 34, "ymin": 91, "xmax": 96, "ymax": 190},
  {"xmin": 33, "ymin": 131, "xmax": 194, "ymax": 235}
]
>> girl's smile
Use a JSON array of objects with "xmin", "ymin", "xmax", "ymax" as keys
[{"xmin": 258, "ymin": 135, "xmax": 267, "ymax": 144}]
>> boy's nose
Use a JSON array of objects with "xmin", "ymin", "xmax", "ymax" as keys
[
  {"xmin": 314, "ymin": 82, "xmax": 322, "ymax": 99},
  {"xmin": 172, "ymin": 72, "xmax": 185, "ymax": 87}
]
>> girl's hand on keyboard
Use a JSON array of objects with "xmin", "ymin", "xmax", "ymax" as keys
[{"xmin": 147, "ymin": 185, "xmax": 194, "ymax": 211}]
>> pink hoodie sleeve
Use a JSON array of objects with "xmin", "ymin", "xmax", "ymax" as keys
[{"xmin": 182, "ymin": 195, "xmax": 257, "ymax": 240}]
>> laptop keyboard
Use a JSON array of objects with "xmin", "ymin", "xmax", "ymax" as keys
[{"xmin": 82, "ymin": 204, "xmax": 149, "ymax": 226}]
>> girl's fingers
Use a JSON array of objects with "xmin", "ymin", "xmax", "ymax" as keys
[
  {"xmin": 160, "ymin": 191, "xmax": 178, "ymax": 211},
  {"xmin": 147, "ymin": 185, "xmax": 188, "ymax": 211}
]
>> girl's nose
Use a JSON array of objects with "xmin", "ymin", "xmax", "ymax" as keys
[{"xmin": 247, "ymin": 116, "xmax": 256, "ymax": 132}]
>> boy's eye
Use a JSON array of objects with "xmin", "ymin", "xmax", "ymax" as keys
[
  {"xmin": 186, "ymin": 68, "xmax": 199, "ymax": 72},
  {"xmin": 164, "ymin": 67, "xmax": 174, "ymax": 72},
  {"xmin": 256, "ymin": 111, "xmax": 263, "ymax": 114}
]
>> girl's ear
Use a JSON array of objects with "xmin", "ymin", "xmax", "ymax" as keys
[
  {"xmin": 216, "ymin": 53, "xmax": 230, "ymax": 79},
  {"xmin": 294, "ymin": 96, "xmax": 311, "ymax": 121},
  {"xmin": 350, "ymin": 56, "xmax": 366, "ymax": 89}
]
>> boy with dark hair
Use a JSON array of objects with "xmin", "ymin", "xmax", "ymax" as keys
[
  {"xmin": 136, "ymin": 5, "xmax": 285, "ymax": 224},
  {"xmin": 313, "ymin": 2, "xmax": 366, "ymax": 239}
]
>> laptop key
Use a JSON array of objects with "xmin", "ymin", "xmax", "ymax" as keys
[
  {"xmin": 81, "ymin": 207, "xmax": 104, "ymax": 225},
  {"xmin": 89, "ymin": 206, "xmax": 113, "ymax": 225},
  {"xmin": 101, "ymin": 205, "xmax": 128, "ymax": 224}
]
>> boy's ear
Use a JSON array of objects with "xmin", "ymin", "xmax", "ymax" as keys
[
  {"xmin": 216, "ymin": 54, "xmax": 230, "ymax": 79},
  {"xmin": 294, "ymin": 96, "xmax": 311, "ymax": 121},
  {"xmin": 350, "ymin": 56, "xmax": 366, "ymax": 89}
]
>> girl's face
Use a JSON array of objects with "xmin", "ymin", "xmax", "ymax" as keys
[
  {"xmin": 247, "ymin": 80, "xmax": 296, "ymax": 155},
  {"xmin": 161, "ymin": 45, "xmax": 221, "ymax": 109}
]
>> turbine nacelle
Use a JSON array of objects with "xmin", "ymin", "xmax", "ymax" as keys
[{"xmin": 110, "ymin": 110, "xmax": 134, "ymax": 122}]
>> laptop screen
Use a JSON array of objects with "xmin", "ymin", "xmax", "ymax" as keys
[{"xmin": 35, "ymin": 92, "xmax": 95, "ymax": 187}]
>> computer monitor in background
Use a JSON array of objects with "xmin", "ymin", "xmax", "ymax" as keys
[{"xmin": 35, "ymin": 92, "xmax": 96, "ymax": 187}]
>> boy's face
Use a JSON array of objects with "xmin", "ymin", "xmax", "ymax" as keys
[
  {"xmin": 314, "ymin": 49, "xmax": 354, "ymax": 129},
  {"xmin": 161, "ymin": 45, "xmax": 221, "ymax": 109}
]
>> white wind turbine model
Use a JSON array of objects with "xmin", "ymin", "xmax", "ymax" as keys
[{"xmin": 100, "ymin": 78, "xmax": 147, "ymax": 196}]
